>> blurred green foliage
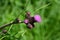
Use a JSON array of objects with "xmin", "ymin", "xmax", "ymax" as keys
[{"xmin": 0, "ymin": 0, "xmax": 60, "ymax": 40}]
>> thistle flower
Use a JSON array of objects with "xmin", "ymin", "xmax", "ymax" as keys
[
  {"xmin": 24, "ymin": 12, "xmax": 42, "ymax": 29},
  {"xmin": 34, "ymin": 15, "xmax": 41, "ymax": 22}
]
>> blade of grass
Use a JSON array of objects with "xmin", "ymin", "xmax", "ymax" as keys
[
  {"xmin": 32, "ymin": 3, "xmax": 51, "ymax": 14},
  {"xmin": 0, "ymin": 36, "xmax": 6, "ymax": 40},
  {"xmin": 8, "ymin": 25, "xmax": 13, "ymax": 32}
]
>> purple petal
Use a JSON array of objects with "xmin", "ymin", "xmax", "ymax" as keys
[
  {"xmin": 24, "ymin": 19, "xmax": 29, "ymax": 24},
  {"xmin": 34, "ymin": 15, "xmax": 41, "ymax": 22}
]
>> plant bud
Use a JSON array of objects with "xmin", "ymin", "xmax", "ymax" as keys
[
  {"xmin": 2, "ymin": 30, "xmax": 7, "ymax": 34},
  {"xmin": 24, "ymin": 19, "xmax": 29, "ymax": 24},
  {"xmin": 27, "ymin": 23, "xmax": 33, "ymax": 29}
]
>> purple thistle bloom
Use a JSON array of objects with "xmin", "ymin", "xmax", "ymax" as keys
[{"xmin": 34, "ymin": 15, "xmax": 41, "ymax": 22}]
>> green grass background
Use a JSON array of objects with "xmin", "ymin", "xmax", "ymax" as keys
[{"xmin": 0, "ymin": 0, "xmax": 60, "ymax": 40}]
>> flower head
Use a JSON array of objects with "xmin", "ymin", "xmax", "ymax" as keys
[
  {"xmin": 34, "ymin": 15, "xmax": 41, "ymax": 22},
  {"xmin": 24, "ymin": 12, "xmax": 42, "ymax": 29}
]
